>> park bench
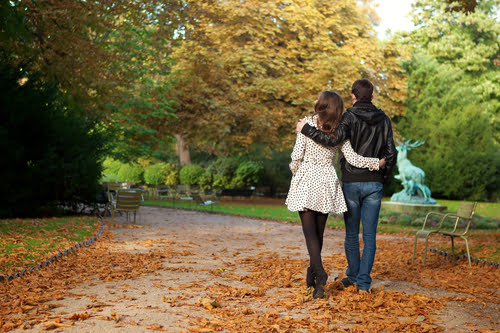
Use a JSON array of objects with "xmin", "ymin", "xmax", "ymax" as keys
[
  {"xmin": 411, "ymin": 201, "xmax": 477, "ymax": 267},
  {"xmin": 216, "ymin": 188, "xmax": 254, "ymax": 199}
]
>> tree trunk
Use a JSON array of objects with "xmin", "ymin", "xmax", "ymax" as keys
[{"xmin": 174, "ymin": 134, "xmax": 191, "ymax": 166}]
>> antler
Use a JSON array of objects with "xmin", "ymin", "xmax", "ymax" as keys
[
  {"xmin": 397, "ymin": 138, "xmax": 425, "ymax": 150},
  {"xmin": 407, "ymin": 140, "xmax": 425, "ymax": 148}
]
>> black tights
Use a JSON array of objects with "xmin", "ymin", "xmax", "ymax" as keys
[{"xmin": 299, "ymin": 210, "xmax": 329, "ymax": 270}]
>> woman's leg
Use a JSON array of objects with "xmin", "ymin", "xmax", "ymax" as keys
[
  {"xmin": 299, "ymin": 210, "xmax": 323, "ymax": 270},
  {"xmin": 300, "ymin": 210, "xmax": 329, "ymax": 298},
  {"xmin": 315, "ymin": 212, "xmax": 329, "ymax": 253}
]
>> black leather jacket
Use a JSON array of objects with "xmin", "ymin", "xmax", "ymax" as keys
[{"xmin": 301, "ymin": 101, "xmax": 397, "ymax": 183}]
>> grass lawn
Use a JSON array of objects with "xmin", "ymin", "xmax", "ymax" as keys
[
  {"xmin": 0, "ymin": 216, "xmax": 99, "ymax": 276},
  {"xmin": 435, "ymin": 199, "xmax": 500, "ymax": 220}
]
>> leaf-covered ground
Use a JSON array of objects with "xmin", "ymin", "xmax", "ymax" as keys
[{"xmin": 1, "ymin": 207, "xmax": 498, "ymax": 332}]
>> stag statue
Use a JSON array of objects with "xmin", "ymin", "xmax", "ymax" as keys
[{"xmin": 390, "ymin": 139, "xmax": 436, "ymax": 204}]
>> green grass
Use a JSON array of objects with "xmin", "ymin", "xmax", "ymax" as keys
[
  {"xmin": 144, "ymin": 198, "xmax": 499, "ymax": 229},
  {"xmin": 144, "ymin": 198, "xmax": 346, "ymax": 228},
  {"xmin": 435, "ymin": 199, "xmax": 500, "ymax": 220},
  {"xmin": 0, "ymin": 216, "xmax": 98, "ymax": 273}
]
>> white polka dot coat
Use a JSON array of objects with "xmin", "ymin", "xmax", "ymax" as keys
[{"xmin": 285, "ymin": 116, "xmax": 380, "ymax": 214}]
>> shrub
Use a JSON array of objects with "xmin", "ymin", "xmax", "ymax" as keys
[
  {"xmin": 165, "ymin": 166, "xmax": 179, "ymax": 186},
  {"xmin": 179, "ymin": 164, "xmax": 205, "ymax": 186},
  {"xmin": 397, "ymin": 214, "xmax": 413, "ymax": 226},
  {"xmin": 198, "ymin": 171, "xmax": 213, "ymax": 190},
  {"xmin": 205, "ymin": 156, "xmax": 239, "ymax": 189},
  {"xmin": 117, "ymin": 163, "xmax": 143, "ymax": 183},
  {"xmin": 144, "ymin": 162, "xmax": 179, "ymax": 186},
  {"xmin": 212, "ymin": 175, "xmax": 232, "ymax": 189},
  {"xmin": 144, "ymin": 163, "xmax": 168, "ymax": 185},
  {"xmin": 230, "ymin": 160, "xmax": 264, "ymax": 188},
  {"xmin": 260, "ymin": 148, "xmax": 293, "ymax": 196}
]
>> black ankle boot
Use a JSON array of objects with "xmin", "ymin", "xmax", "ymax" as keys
[
  {"xmin": 313, "ymin": 269, "xmax": 328, "ymax": 299},
  {"xmin": 306, "ymin": 266, "xmax": 315, "ymax": 287}
]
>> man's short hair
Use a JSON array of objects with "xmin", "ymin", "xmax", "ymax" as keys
[{"xmin": 351, "ymin": 79, "xmax": 373, "ymax": 102}]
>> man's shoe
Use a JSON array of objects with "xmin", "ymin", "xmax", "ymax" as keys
[{"xmin": 334, "ymin": 276, "xmax": 355, "ymax": 290}]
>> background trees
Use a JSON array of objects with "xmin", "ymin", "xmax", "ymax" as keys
[
  {"xmin": 1, "ymin": 0, "xmax": 498, "ymax": 208},
  {"xmin": 396, "ymin": 0, "xmax": 499, "ymax": 200},
  {"xmin": 165, "ymin": 0, "xmax": 406, "ymax": 154},
  {"xmin": 0, "ymin": 56, "xmax": 108, "ymax": 217}
]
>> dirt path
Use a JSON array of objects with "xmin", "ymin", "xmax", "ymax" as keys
[{"xmin": 11, "ymin": 206, "xmax": 499, "ymax": 332}]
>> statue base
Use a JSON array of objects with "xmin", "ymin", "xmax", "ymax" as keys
[
  {"xmin": 390, "ymin": 191, "xmax": 437, "ymax": 204},
  {"xmin": 382, "ymin": 201, "xmax": 447, "ymax": 213}
]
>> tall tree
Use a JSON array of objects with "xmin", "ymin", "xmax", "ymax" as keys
[
  {"xmin": 406, "ymin": 0, "xmax": 499, "ymax": 137},
  {"xmin": 164, "ymin": 0, "xmax": 407, "ymax": 154},
  {"xmin": 397, "ymin": 0, "xmax": 500, "ymax": 199},
  {"xmin": 2, "ymin": 0, "xmax": 179, "ymax": 159}
]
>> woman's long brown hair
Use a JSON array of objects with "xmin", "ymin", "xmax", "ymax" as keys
[{"xmin": 313, "ymin": 91, "xmax": 344, "ymax": 137}]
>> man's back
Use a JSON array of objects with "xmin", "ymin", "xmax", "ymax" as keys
[{"xmin": 340, "ymin": 101, "xmax": 396, "ymax": 183}]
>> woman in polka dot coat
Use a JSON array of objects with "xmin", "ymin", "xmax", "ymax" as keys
[{"xmin": 285, "ymin": 91, "xmax": 384, "ymax": 298}]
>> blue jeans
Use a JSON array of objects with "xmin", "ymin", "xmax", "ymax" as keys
[{"xmin": 342, "ymin": 182, "xmax": 383, "ymax": 291}]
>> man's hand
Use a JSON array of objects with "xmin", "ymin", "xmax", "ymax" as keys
[
  {"xmin": 296, "ymin": 119, "xmax": 306, "ymax": 132},
  {"xmin": 379, "ymin": 158, "xmax": 386, "ymax": 169}
]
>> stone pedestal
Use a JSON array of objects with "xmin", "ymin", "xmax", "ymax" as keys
[{"xmin": 382, "ymin": 201, "xmax": 447, "ymax": 213}]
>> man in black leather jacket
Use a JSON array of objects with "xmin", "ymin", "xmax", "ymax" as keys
[{"xmin": 295, "ymin": 79, "xmax": 397, "ymax": 292}]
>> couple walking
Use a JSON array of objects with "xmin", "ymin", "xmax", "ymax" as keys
[{"xmin": 285, "ymin": 79, "xmax": 397, "ymax": 298}]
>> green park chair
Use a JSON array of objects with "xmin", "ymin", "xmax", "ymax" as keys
[
  {"xmin": 111, "ymin": 190, "xmax": 142, "ymax": 224},
  {"xmin": 438, "ymin": 202, "xmax": 477, "ymax": 267},
  {"xmin": 412, "ymin": 201, "xmax": 477, "ymax": 266}
]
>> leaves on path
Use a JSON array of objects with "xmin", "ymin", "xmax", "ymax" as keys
[
  {"xmin": 0, "ymin": 219, "xmax": 192, "ymax": 331},
  {"xmin": 0, "ymin": 216, "xmax": 498, "ymax": 332}
]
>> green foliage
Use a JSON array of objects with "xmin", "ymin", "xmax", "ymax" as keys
[
  {"xmin": 102, "ymin": 158, "xmax": 125, "ymax": 182},
  {"xmin": 260, "ymin": 149, "xmax": 293, "ymax": 196},
  {"xmin": 117, "ymin": 163, "xmax": 144, "ymax": 183},
  {"xmin": 198, "ymin": 171, "xmax": 213, "ymax": 190},
  {"xmin": 405, "ymin": 0, "xmax": 500, "ymax": 141},
  {"xmin": 207, "ymin": 157, "xmax": 239, "ymax": 188},
  {"xmin": 397, "ymin": 55, "xmax": 498, "ymax": 200},
  {"xmin": 143, "ymin": 162, "xmax": 179, "ymax": 186},
  {"xmin": 164, "ymin": 166, "xmax": 180, "ymax": 186},
  {"xmin": 144, "ymin": 163, "xmax": 168, "ymax": 185},
  {"xmin": 2, "ymin": 1, "xmax": 179, "ymax": 161},
  {"xmin": 0, "ymin": 57, "xmax": 108, "ymax": 217},
  {"xmin": 179, "ymin": 164, "xmax": 205, "ymax": 186},
  {"xmin": 398, "ymin": 0, "xmax": 499, "ymax": 200},
  {"xmin": 230, "ymin": 161, "xmax": 264, "ymax": 188}
]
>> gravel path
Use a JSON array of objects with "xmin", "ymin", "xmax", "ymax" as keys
[{"xmin": 12, "ymin": 206, "xmax": 499, "ymax": 332}]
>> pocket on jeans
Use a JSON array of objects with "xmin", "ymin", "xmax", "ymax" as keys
[{"xmin": 368, "ymin": 182, "xmax": 383, "ymax": 201}]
